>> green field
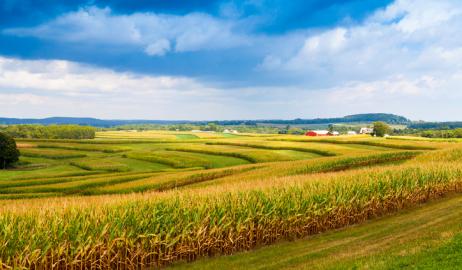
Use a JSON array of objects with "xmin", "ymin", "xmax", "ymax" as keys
[{"xmin": 1, "ymin": 131, "xmax": 461, "ymax": 268}]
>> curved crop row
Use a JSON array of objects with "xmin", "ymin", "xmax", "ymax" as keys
[
  {"xmin": 292, "ymin": 151, "xmax": 420, "ymax": 175},
  {"xmin": 0, "ymin": 172, "xmax": 161, "ymax": 196},
  {"xmin": 93, "ymin": 166, "xmax": 259, "ymax": 194},
  {"xmin": 37, "ymin": 144, "xmax": 128, "ymax": 153},
  {"xmin": 125, "ymin": 151, "xmax": 212, "ymax": 169},
  {"xmin": 166, "ymin": 147, "xmax": 259, "ymax": 163},
  {"xmin": 17, "ymin": 138, "xmax": 203, "ymax": 144},
  {"xmin": 271, "ymin": 138, "xmax": 436, "ymax": 150},
  {"xmin": 70, "ymin": 160, "xmax": 130, "ymax": 172},
  {"xmin": 20, "ymin": 149, "xmax": 87, "ymax": 160},
  {"xmin": 205, "ymin": 141, "xmax": 337, "ymax": 156}
]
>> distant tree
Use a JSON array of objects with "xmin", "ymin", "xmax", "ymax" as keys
[
  {"xmin": 288, "ymin": 127, "xmax": 304, "ymax": 135},
  {"xmin": 328, "ymin": 124, "xmax": 334, "ymax": 134},
  {"xmin": 203, "ymin": 123, "xmax": 221, "ymax": 132},
  {"xmin": 453, "ymin": 128, "xmax": 462, "ymax": 138},
  {"xmin": 0, "ymin": 132, "xmax": 20, "ymax": 169},
  {"xmin": 278, "ymin": 125, "xmax": 290, "ymax": 134},
  {"xmin": 372, "ymin": 122, "xmax": 391, "ymax": 137}
]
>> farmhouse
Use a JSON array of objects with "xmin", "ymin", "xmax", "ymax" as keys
[
  {"xmin": 347, "ymin": 131, "xmax": 357, "ymax": 135},
  {"xmin": 305, "ymin": 130, "xmax": 330, "ymax": 136},
  {"xmin": 223, "ymin": 129, "xmax": 239, "ymax": 134},
  {"xmin": 359, "ymin": 127, "xmax": 374, "ymax": 134}
]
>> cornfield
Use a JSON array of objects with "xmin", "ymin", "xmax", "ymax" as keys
[{"xmin": 1, "ymin": 132, "xmax": 461, "ymax": 268}]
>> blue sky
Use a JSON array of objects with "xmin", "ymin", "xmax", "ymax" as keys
[{"xmin": 1, "ymin": 0, "xmax": 462, "ymax": 120}]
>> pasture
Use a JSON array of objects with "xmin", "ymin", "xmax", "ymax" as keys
[{"xmin": 0, "ymin": 131, "xmax": 461, "ymax": 268}]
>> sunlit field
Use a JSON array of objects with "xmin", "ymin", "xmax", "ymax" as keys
[{"xmin": 1, "ymin": 131, "xmax": 461, "ymax": 268}]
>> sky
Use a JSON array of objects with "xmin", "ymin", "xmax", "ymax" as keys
[{"xmin": 1, "ymin": 0, "xmax": 462, "ymax": 121}]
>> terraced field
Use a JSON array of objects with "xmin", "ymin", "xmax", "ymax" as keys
[
  {"xmin": 0, "ymin": 131, "xmax": 461, "ymax": 268},
  {"xmin": 4, "ymin": 132, "xmax": 435, "ymax": 198}
]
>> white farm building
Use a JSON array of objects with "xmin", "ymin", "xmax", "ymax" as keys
[{"xmin": 359, "ymin": 127, "xmax": 374, "ymax": 134}]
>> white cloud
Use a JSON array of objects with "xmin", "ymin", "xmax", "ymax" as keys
[
  {"xmin": 145, "ymin": 39, "xmax": 171, "ymax": 56},
  {"xmin": 5, "ymin": 6, "xmax": 250, "ymax": 56},
  {"xmin": 2, "ymin": 54, "xmax": 462, "ymax": 121},
  {"xmin": 326, "ymin": 75, "xmax": 439, "ymax": 103},
  {"xmin": 0, "ymin": 93, "xmax": 47, "ymax": 105},
  {"xmin": 371, "ymin": 0, "xmax": 460, "ymax": 33},
  {"xmin": 264, "ymin": 0, "xmax": 462, "ymax": 86},
  {"xmin": 0, "ymin": 56, "xmax": 221, "ymax": 118},
  {"xmin": 0, "ymin": 56, "xmax": 298, "ymax": 119},
  {"xmin": 0, "ymin": 56, "xmax": 205, "ymax": 97}
]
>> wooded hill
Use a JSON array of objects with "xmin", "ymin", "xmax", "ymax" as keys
[{"xmin": 0, "ymin": 113, "xmax": 410, "ymax": 127}]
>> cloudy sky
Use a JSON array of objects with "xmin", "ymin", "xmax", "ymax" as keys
[{"xmin": 1, "ymin": 0, "xmax": 462, "ymax": 120}]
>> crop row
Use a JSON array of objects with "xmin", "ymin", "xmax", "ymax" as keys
[
  {"xmin": 164, "ymin": 145, "xmax": 298, "ymax": 163},
  {"xmin": 70, "ymin": 160, "xmax": 130, "ymax": 172},
  {"xmin": 271, "ymin": 138, "xmax": 437, "ymax": 150},
  {"xmin": 186, "ymin": 151, "xmax": 421, "ymax": 189},
  {"xmin": 20, "ymin": 149, "xmax": 87, "ymax": 160},
  {"xmin": 167, "ymin": 147, "xmax": 259, "ymax": 163},
  {"xmin": 292, "ymin": 151, "xmax": 420, "ymax": 175},
  {"xmin": 205, "ymin": 141, "xmax": 337, "ymax": 156},
  {"xmin": 0, "ymin": 172, "xmax": 161, "ymax": 196},
  {"xmin": 17, "ymin": 138, "xmax": 203, "ymax": 144},
  {"xmin": 386, "ymin": 136, "xmax": 461, "ymax": 143},
  {"xmin": 37, "ymin": 144, "xmax": 128, "ymax": 153},
  {"xmin": 125, "ymin": 151, "xmax": 212, "ymax": 169},
  {"xmin": 93, "ymin": 165, "xmax": 259, "ymax": 194}
]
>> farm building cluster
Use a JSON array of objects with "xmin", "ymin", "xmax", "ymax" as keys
[
  {"xmin": 305, "ymin": 130, "xmax": 337, "ymax": 136},
  {"xmin": 305, "ymin": 127, "xmax": 373, "ymax": 137}
]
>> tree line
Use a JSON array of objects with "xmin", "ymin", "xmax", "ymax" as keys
[
  {"xmin": 419, "ymin": 129, "xmax": 462, "ymax": 138},
  {"xmin": 0, "ymin": 125, "xmax": 96, "ymax": 139},
  {"xmin": 108, "ymin": 123, "xmax": 280, "ymax": 134},
  {"xmin": 408, "ymin": 122, "xmax": 462, "ymax": 129}
]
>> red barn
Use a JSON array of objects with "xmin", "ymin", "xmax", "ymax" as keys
[{"xmin": 305, "ymin": 130, "xmax": 330, "ymax": 136}]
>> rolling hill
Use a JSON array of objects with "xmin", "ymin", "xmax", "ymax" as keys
[{"xmin": 0, "ymin": 113, "xmax": 411, "ymax": 127}]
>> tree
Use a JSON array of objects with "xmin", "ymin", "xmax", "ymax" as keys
[
  {"xmin": 288, "ymin": 127, "xmax": 304, "ymax": 135},
  {"xmin": 0, "ymin": 132, "xmax": 20, "ymax": 169},
  {"xmin": 328, "ymin": 124, "xmax": 334, "ymax": 134},
  {"xmin": 372, "ymin": 121, "xmax": 391, "ymax": 137}
]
